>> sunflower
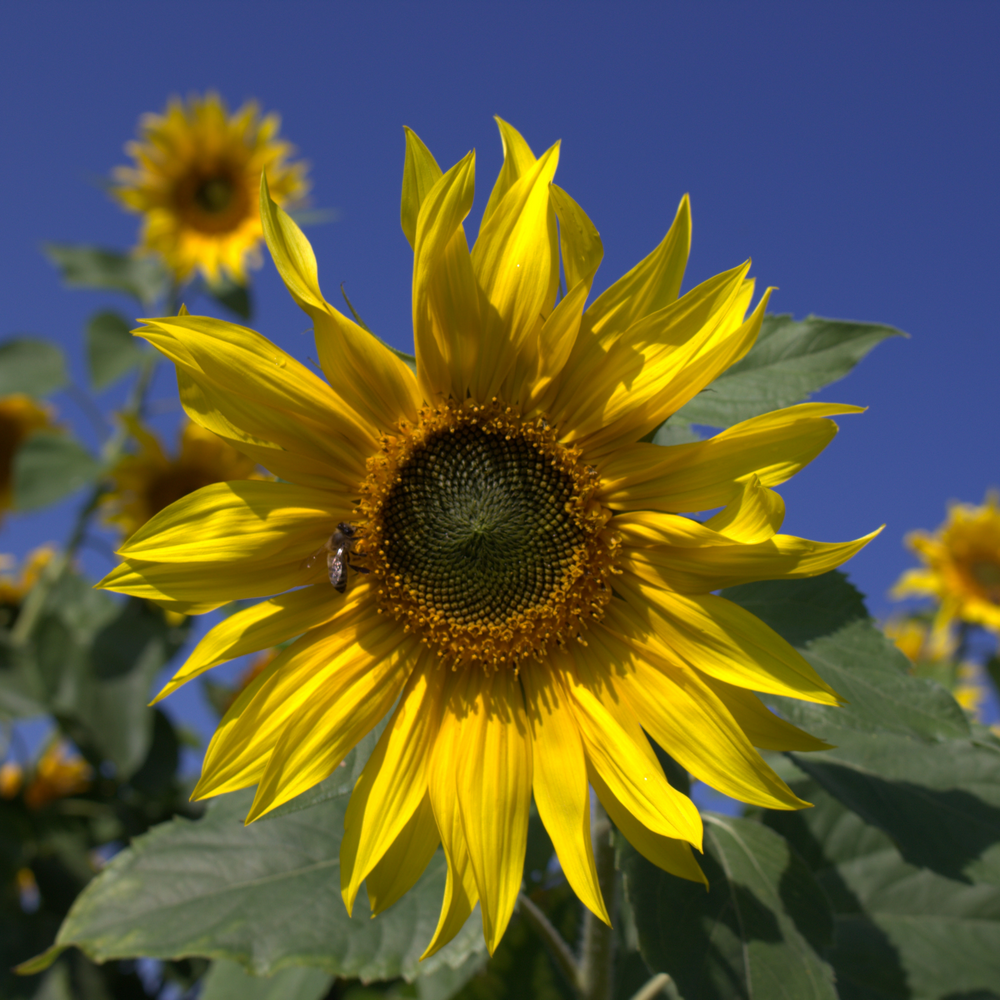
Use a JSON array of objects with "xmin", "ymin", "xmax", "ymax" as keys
[
  {"xmin": 0, "ymin": 395, "xmax": 53, "ymax": 521},
  {"xmin": 103, "ymin": 417, "xmax": 263, "ymax": 539},
  {"xmin": 0, "ymin": 545, "xmax": 55, "ymax": 628},
  {"xmin": 112, "ymin": 92, "xmax": 310, "ymax": 284},
  {"xmin": 892, "ymin": 491, "xmax": 1000, "ymax": 652},
  {"xmin": 100, "ymin": 121, "xmax": 877, "ymax": 955},
  {"xmin": 22, "ymin": 739, "xmax": 92, "ymax": 811}
]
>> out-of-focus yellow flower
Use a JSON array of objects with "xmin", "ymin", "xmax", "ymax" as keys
[
  {"xmin": 113, "ymin": 92, "xmax": 310, "ymax": 284},
  {"xmin": 892, "ymin": 491, "xmax": 1000, "ymax": 654},
  {"xmin": 882, "ymin": 615, "xmax": 956, "ymax": 663},
  {"xmin": 104, "ymin": 418, "xmax": 262, "ymax": 540},
  {"xmin": 0, "ymin": 760, "xmax": 24, "ymax": 798},
  {"xmin": 0, "ymin": 395, "xmax": 54, "ymax": 521},
  {"xmin": 953, "ymin": 662, "xmax": 988, "ymax": 721},
  {"xmin": 0, "ymin": 545, "xmax": 55, "ymax": 628},
  {"xmin": 24, "ymin": 740, "xmax": 92, "ymax": 810}
]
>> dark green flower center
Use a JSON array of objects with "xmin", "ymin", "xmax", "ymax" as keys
[
  {"xmin": 380, "ymin": 425, "xmax": 586, "ymax": 627},
  {"xmin": 194, "ymin": 176, "xmax": 235, "ymax": 214}
]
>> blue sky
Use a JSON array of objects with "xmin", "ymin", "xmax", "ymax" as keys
[{"xmin": 2, "ymin": 2, "xmax": 998, "ymax": 742}]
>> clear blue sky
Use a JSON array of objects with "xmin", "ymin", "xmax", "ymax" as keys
[{"xmin": 3, "ymin": 2, "xmax": 998, "ymax": 743}]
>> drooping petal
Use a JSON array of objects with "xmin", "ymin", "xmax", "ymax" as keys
[
  {"xmin": 559, "ymin": 648, "xmax": 702, "ymax": 848},
  {"xmin": 423, "ymin": 693, "xmax": 480, "ymax": 959},
  {"xmin": 471, "ymin": 143, "xmax": 560, "ymax": 402},
  {"xmin": 588, "ymin": 767, "xmax": 706, "ymax": 886},
  {"xmin": 608, "ymin": 579, "xmax": 840, "ymax": 705},
  {"xmin": 597, "ymin": 403, "xmax": 865, "ymax": 514},
  {"xmin": 452, "ymin": 668, "xmax": 532, "ymax": 954},
  {"xmin": 618, "ymin": 511, "xmax": 882, "ymax": 593},
  {"xmin": 153, "ymin": 583, "xmax": 339, "ymax": 702},
  {"xmin": 412, "ymin": 151, "xmax": 480, "ymax": 400},
  {"xmin": 260, "ymin": 176, "xmax": 422, "ymax": 431},
  {"xmin": 700, "ymin": 676, "xmax": 832, "ymax": 752},
  {"xmin": 193, "ymin": 595, "xmax": 414, "ymax": 801},
  {"xmin": 704, "ymin": 475, "xmax": 785, "ymax": 542},
  {"xmin": 340, "ymin": 653, "xmax": 447, "ymax": 911},
  {"xmin": 366, "ymin": 793, "xmax": 440, "ymax": 915},
  {"xmin": 589, "ymin": 627, "xmax": 809, "ymax": 810},
  {"xmin": 522, "ymin": 666, "xmax": 609, "ymax": 924}
]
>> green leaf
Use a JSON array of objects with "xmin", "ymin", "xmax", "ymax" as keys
[
  {"xmin": 199, "ymin": 961, "xmax": 332, "ymax": 1000},
  {"xmin": 724, "ymin": 574, "xmax": 1000, "ymax": 888},
  {"xmin": 765, "ymin": 777, "xmax": 1000, "ymax": 1000},
  {"xmin": 85, "ymin": 311, "xmax": 145, "ymax": 391},
  {"xmin": 648, "ymin": 417, "xmax": 702, "ymax": 446},
  {"xmin": 12, "ymin": 433, "xmax": 101, "ymax": 510},
  {"xmin": 44, "ymin": 756, "xmax": 486, "ymax": 982},
  {"xmin": 621, "ymin": 814, "xmax": 837, "ymax": 1000},
  {"xmin": 0, "ymin": 338, "xmax": 68, "ymax": 398},
  {"xmin": 676, "ymin": 314, "xmax": 905, "ymax": 428},
  {"xmin": 43, "ymin": 244, "xmax": 169, "ymax": 306},
  {"xmin": 206, "ymin": 276, "xmax": 253, "ymax": 321}
]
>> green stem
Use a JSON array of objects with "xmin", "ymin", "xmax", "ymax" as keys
[
  {"xmin": 517, "ymin": 893, "xmax": 581, "ymax": 992},
  {"xmin": 579, "ymin": 798, "xmax": 618, "ymax": 1000},
  {"xmin": 627, "ymin": 973, "xmax": 681, "ymax": 1000}
]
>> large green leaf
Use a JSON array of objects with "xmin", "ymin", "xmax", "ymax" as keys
[
  {"xmin": 33, "ymin": 745, "xmax": 486, "ymax": 984},
  {"xmin": 85, "ymin": 311, "xmax": 145, "ymax": 391},
  {"xmin": 0, "ymin": 338, "xmax": 68, "ymax": 398},
  {"xmin": 199, "ymin": 961, "xmax": 332, "ymax": 1000},
  {"xmin": 676, "ymin": 314, "xmax": 904, "ymax": 428},
  {"xmin": 765, "ymin": 777, "xmax": 1000, "ymax": 1000},
  {"xmin": 43, "ymin": 245, "xmax": 169, "ymax": 306},
  {"xmin": 621, "ymin": 814, "xmax": 837, "ymax": 1000},
  {"xmin": 723, "ymin": 574, "xmax": 1000, "ymax": 888},
  {"xmin": 12, "ymin": 433, "xmax": 102, "ymax": 511}
]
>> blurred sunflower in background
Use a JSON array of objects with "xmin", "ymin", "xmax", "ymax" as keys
[
  {"xmin": 0, "ymin": 545, "xmax": 54, "ymax": 628},
  {"xmin": 0, "ymin": 396, "xmax": 54, "ymax": 521},
  {"xmin": 112, "ymin": 92, "xmax": 310, "ymax": 284},
  {"xmin": 103, "ymin": 418, "xmax": 262, "ymax": 540},
  {"xmin": 892, "ymin": 491, "xmax": 1000, "ymax": 653},
  {"xmin": 100, "ymin": 121, "xmax": 878, "ymax": 955}
]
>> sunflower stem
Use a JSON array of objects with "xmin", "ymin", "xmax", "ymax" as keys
[
  {"xmin": 626, "ymin": 972, "xmax": 682, "ymax": 1000},
  {"xmin": 517, "ymin": 892, "xmax": 581, "ymax": 991},
  {"xmin": 579, "ymin": 798, "xmax": 618, "ymax": 1000}
]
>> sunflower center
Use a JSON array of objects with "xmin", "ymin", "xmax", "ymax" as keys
[
  {"xmin": 194, "ymin": 176, "xmax": 235, "ymax": 214},
  {"xmin": 970, "ymin": 559, "xmax": 1000, "ymax": 595},
  {"xmin": 359, "ymin": 400, "xmax": 618, "ymax": 668}
]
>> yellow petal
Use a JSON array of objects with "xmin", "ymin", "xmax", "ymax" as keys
[
  {"xmin": 591, "ymin": 627, "xmax": 809, "ymax": 810},
  {"xmin": 192, "ymin": 596, "xmax": 410, "ymax": 800},
  {"xmin": 586, "ymin": 193, "xmax": 691, "ymax": 341},
  {"xmin": 619, "ymin": 514, "xmax": 883, "ymax": 593},
  {"xmin": 401, "ymin": 127, "xmax": 444, "ymax": 249},
  {"xmin": 452, "ymin": 668, "xmax": 532, "ymax": 954},
  {"xmin": 522, "ymin": 666, "xmax": 609, "ymax": 924},
  {"xmin": 412, "ymin": 151, "xmax": 478, "ymax": 401},
  {"xmin": 598, "ymin": 403, "xmax": 865, "ymax": 514},
  {"xmin": 139, "ymin": 315, "xmax": 374, "ymax": 481},
  {"xmin": 471, "ymin": 143, "xmax": 560, "ymax": 402},
  {"xmin": 480, "ymin": 118, "xmax": 538, "ymax": 231},
  {"xmin": 549, "ymin": 184, "xmax": 603, "ymax": 295},
  {"xmin": 608, "ymin": 580, "xmax": 840, "ymax": 705},
  {"xmin": 701, "ymin": 676, "xmax": 832, "ymax": 752},
  {"xmin": 153, "ymin": 584, "xmax": 339, "ymax": 703},
  {"xmin": 549, "ymin": 262, "xmax": 751, "ymax": 443},
  {"xmin": 117, "ymin": 481, "xmax": 344, "ymax": 564},
  {"xmin": 247, "ymin": 639, "xmax": 424, "ymax": 823},
  {"xmin": 366, "ymin": 793, "xmax": 440, "ymax": 915},
  {"xmin": 260, "ymin": 175, "xmax": 422, "ymax": 432},
  {"xmin": 704, "ymin": 475, "xmax": 785, "ymax": 542},
  {"xmin": 340, "ymin": 654, "xmax": 447, "ymax": 911},
  {"xmin": 423, "ymin": 698, "xmax": 480, "ymax": 959},
  {"xmin": 560, "ymin": 648, "xmax": 702, "ymax": 847},
  {"xmin": 589, "ymin": 767, "xmax": 706, "ymax": 886}
]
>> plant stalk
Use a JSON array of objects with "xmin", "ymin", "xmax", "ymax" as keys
[{"xmin": 579, "ymin": 798, "xmax": 618, "ymax": 1000}]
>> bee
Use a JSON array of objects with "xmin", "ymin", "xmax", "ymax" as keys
[{"xmin": 303, "ymin": 522, "xmax": 368, "ymax": 592}]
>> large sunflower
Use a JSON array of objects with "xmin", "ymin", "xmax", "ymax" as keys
[
  {"xmin": 112, "ymin": 92, "xmax": 309, "ymax": 284},
  {"xmin": 893, "ymin": 491, "xmax": 1000, "ymax": 648},
  {"xmin": 100, "ymin": 121, "xmax": 877, "ymax": 955}
]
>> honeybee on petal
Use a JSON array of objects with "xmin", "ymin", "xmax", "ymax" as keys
[{"xmin": 303, "ymin": 522, "xmax": 367, "ymax": 592}]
